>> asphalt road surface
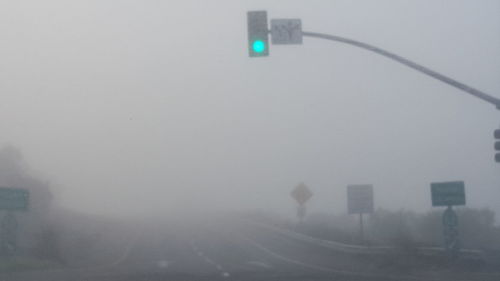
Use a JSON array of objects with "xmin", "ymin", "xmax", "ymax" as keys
[{"xmin": 3, "ymin": 217, "xmax": 500, "ymax": 281}]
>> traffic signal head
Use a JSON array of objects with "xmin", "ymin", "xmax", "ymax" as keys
[
  {"xmin": 495, "ymin": 129, "xmax": 500, "ymax": 163},
  {"xmin": 247, "ymin": 11, "xmax": 269, "ymax": 57}
]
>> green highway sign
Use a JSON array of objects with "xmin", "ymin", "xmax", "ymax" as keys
[
  {"xmin": 431, "ymin": 181, "xmax": 465, "ymax": 207},
  {"xmin": 0, "ymin": 187, "xmax": 29, "ymax": 211}
]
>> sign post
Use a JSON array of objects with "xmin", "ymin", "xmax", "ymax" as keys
[
  {"xmin": 0, "ymin": 187, "xmax": 29, "ymax": 257},
  {"xmin": 430, "ymin": 181, "xmax": 465, "ymax": 258},
  {"xmin": 347, "ymin": 185, "xmax": 374, "ymax": 244},
  {"xmin": 290, "ymin": 183, "xmax": 312, "ymax": 223}
]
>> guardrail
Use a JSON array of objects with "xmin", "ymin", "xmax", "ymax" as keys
[{"xmin": 254, "ymin": 222, "xmax": 483, "ymax": 258}]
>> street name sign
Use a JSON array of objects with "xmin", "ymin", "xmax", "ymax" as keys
[
  {"xmin": 291, "ymin": 183, "xmax": 312, "ymax": 205},
  {"xmin": 271, "ymin": 19, "xmax": 302, "ymax": 44},
  {"xmin": 347, "ymin": 185, "xmax": 374, "ymax": 214},
  {"xmin": 0, "ymin": 187, "xmax": 29, "ymax": 211},
  {"xmin": 431, "ymin": 181, "xmax": 465, "ymax": 207}
]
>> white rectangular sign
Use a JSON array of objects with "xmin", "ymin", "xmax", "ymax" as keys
[
  {"xmin": 347, "ymin": 185, "xmax": 374, "ymax": 214},
  {"xmin": 271, "ymin": 19, "xmax": 302, "ymax": 45}
]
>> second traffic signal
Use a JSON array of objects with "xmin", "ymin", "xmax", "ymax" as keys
[{"xmin": 495, "ymin": 129, "xmax": 500, "ymax": 163}]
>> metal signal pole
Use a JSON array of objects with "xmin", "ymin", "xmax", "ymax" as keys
[{"xmin": 301, "ymin": 31, "xmax": 500, "ymax": 110}]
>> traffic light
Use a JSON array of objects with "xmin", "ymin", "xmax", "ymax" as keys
[
  {"xmin": 247, "ymin": 11, "xmax": 269, "ymax": 57},
  {"xmin": 495, "ymin": 129, "xmax": 500, "ymax": 162}
]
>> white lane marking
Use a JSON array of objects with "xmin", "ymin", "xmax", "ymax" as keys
[
  {"xmin": 191, "ymin": 240, "xmax": 230, "ymax": 276},
  {"xmin": 190, "ymin": 241, "xmax": 199, "ymax": 251},
  {"xmin": 191, "ymin": 241, "xmax": 206, "ymax": 258},
  {"xmin": 156, "ymin": 260, "xmax": 170, "ymax": 268},
  {"xmin": 245, "ymin": 237, "xmax": 444, "ymax": 281},
  {"xmin": 246, "ymin": 260, "xmax": 272, "ymax": 269},
  {"xmin": 110, "ymin": 234, "xmax": 138, "ymax": 267}
]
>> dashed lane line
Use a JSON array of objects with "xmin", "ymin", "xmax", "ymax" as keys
[
  {"xmin": 246, "ymin": 260, "xmax": 272, "ymax": 269},
  {"xmin": 190, "ymin": 241, "xmax": 231, "ymax": 278}
]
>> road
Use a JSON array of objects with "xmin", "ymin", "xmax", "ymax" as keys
[{"xmin": 3, "ymin": 216, "xmax": 500, "ymax": 281}]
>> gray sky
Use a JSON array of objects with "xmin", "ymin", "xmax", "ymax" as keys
[{"xmin": 1, "ymin": 0, "xmax": 499, "ymax": 218}]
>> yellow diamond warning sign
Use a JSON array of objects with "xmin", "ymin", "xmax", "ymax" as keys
[{"xmin": 291, "ymin": 182, "xmax": 312, "ymax": 205}]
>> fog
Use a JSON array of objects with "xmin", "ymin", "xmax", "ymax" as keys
[{"xmin": 1, "ymin": 0, "xmax": 499, "ymax": 219}]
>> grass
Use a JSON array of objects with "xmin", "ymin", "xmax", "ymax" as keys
[{"xmin": 0, "ymin": 257, "xmax": 61, "ymax": 273}]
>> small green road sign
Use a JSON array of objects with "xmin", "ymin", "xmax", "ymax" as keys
[
  {"xmin": 431, "ymin": 181, "xmax": 465, "ymax": 207},
  {"xmin": 0, "ymin": 187, "xmax": 29, "ymax": 211}
]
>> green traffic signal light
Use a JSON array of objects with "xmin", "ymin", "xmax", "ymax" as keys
[
  {"xmin": 252, "ymin": 40, "xmax": 266, "ymax": 53},
  {"xmin": 247, "ymin": 11, "xmax": 269, "ymax": 57}
]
